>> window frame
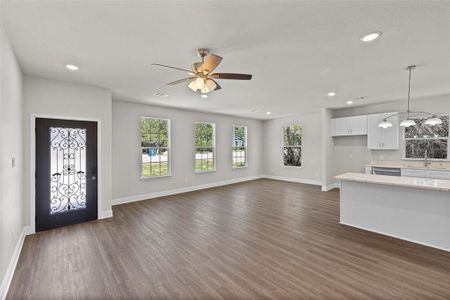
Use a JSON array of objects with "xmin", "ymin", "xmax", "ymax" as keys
[
  {"xmin": 194, "ymin": 122, "xmax": 216, "ymax": 173},
  {"xmin": 402, "ymin": 115, "xmax": 450, "ymax": 161},
  {"xmin": 232, "ymin": 125, "xmax": 248, "ymax": 169},
  {"xmin": 140, "ymin": 116, "xmax": 172, "ymax": 179},
  {"xmin": 282, "ymin": 123, "xmax": 303, "ymax": 168}
]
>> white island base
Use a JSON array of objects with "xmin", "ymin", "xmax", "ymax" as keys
[{"xmin": 337, "ymin": 173, "xmax": 450, "ymax": 252}]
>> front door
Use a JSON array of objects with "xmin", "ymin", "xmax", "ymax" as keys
[{"xmin": 35, "ymin": 118, "xmax": 98, "ymax": 231}]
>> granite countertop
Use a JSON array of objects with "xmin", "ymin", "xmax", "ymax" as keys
[
  {"xmin": 365, "ymin": 161, "xmax": 450, "ymax": 171},
  {"xmin": 336, "ymin": 172, "xmax": 450, "ymax": 192}
]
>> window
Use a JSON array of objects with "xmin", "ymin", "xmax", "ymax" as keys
[
  {"xmin": 140, "ymin": 117, "xmax": 170, "ymax": 178},
  {"xmin": 233, "ymin": 125, "xmax": 247, "ymax": 168},
  {"xmin": 404, "ymin": 116, "xmax": 449, "ymax": 160},
  {"xmin": 283, "ymin": 124, "xmax": 302, "ymax": 167},
  {"xmin": 195, "ymin": 122, "xmax": 215, "ymax": 172}
]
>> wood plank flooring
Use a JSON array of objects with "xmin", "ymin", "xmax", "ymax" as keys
[{"xmin": 7, "ymin": 179, "xmax": 450, "ymax": 299}]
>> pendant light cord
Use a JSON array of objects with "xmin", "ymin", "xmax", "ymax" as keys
[
  {"xmin": 407, "ymin": 66, "xmax": 411, "ymax": 117},
  {"xmin": 406, "ymin": 65, "xmax": 415, "ymax": 119}
]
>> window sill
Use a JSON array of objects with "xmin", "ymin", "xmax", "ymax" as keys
[
  {"xmin": 282, "ymin": 165, "xmax": 303, "ymax": 169},
  {"xmin": 233, "ymin": 166, "xmax": 248, "ymax": 170},
  {"xmin": 140, "ymin": 174, "xmax": 172, "ymax": 180},
  {"xmin": 401, "ymin": 158, "xmax": 449, "ymax": 162},
  {"xmin": 195, "ymin": 169, "xmax": 217, "ymax": 174}
]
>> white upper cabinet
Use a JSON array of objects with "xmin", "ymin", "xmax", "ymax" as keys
[
  {"xmin": 331, "ymin": 115, "xmax": 367, "ymax": 136},
  {"xmin": 367, "ymin": 112, "xmax": 399, "ymax": 150}
]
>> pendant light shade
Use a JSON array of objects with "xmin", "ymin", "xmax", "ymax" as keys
[
  {"xmin": 378, "ymin": 119, "xmax": 393, "ymax": 129},
  {"xmin": 400, "ymin": 119, "xmax": 416, "ymax": 127},
  {"xmin": 424, "ymin": 116, "xmax": 443, "ymax": 126},
  {"xmin": 188, "ymin": 80, "xmax": 198, "ymax": 92}
]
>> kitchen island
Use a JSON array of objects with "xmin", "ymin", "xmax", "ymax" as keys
[{"xmin": 336, "ymin": 172, "xmax": 450, "ymax": 252}]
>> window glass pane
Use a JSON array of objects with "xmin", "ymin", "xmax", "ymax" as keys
[
  {"xmin": 405, "ymin": 139, "xmax": 448, "ymax": 159},
  {"xmin": 284, "ymin": 124, "xmax": 302, "ymax": 146},
  {"xmin": 195, "ymin": 147, "xmax": 214, "ymax": 171},
  {"xmin": 233, "ymin": 126, "xmax": 246, "ymax": 147},
  {"xmin": 140, "ymin": 118, "xmax": 170, "ymax": 177},
  {"xmin": 405, "ymin": 116, "xmax": 449, "ymax": 138},
  {"xmin": 233, "ymin": 147, "xmax": 246, "ymax": 168},
  {"xmin": 283, "ymin": 147, "xmax": 302, "ymax": 166},
  {"xmin": 159, "ymin": 149, "xmax": 169, "ymax": 176},
  {"xmin": 195, "ymin": 123, "xmax": 214, "ymax": 147}
]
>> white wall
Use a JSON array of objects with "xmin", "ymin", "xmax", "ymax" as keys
[
  {"xmin": 330, "ymin": 94, "xmax": 450, "ymax": 181},
  {"xmin": 23, "ymin": 76, "xmax": 113, "ymax": 226},
  {"xmin": 0, "ymin": 21, "xmax": 24, "ymax": 296},
  {"xmin": 262, "ymin": 112, "xmax": 322, "ymax": 185},
  {"xmin": 112, "ymin": 100, "xmax": 264, "ymax": 202}
]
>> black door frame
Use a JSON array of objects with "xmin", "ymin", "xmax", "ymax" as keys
[{"xmin": 31, "ymin": 115, "xmax": 101, "ymax": 232}]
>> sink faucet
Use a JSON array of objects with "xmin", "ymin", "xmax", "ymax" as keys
[{"xmin": 424, "ymin": 149, "xmax": 430, "ymax": 167}]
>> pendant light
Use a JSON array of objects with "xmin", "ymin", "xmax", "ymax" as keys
[
  {"xmin": 378, "ymin": 119, "xmax": 393, "ymax": 129},
  {"xmin": 399, "ymin": 65, "xmax": 416, "ymax": 128},
  {"xmin": 424, "ymin": 116, "xmax": 443, "ymax": 126},
  {"xmin": 378, "ymin": 65, "xmax": 442, "ymax": 129}
]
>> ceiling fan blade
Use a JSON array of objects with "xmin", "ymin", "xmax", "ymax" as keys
[
  {"xmin": 210, "ymin": 79, "xmax": 221, "ymax": 90},
  {"xmin": 192, "ymin": 62, "xmax": 203, "ymax": 73},
  {"xmin": 202, "ymin": 54, "xmax": 223, "ymax": 73},
  {"xmin": 211, "ymin": 73, "xmax": 252, "ymax": 80},
  {"xmin": 152, "ymin": 63, "xmax": 195, "ymax": 75},
  {"xmin": 167, "ymin": 77, "xmax": 195, "ymax": 86}
]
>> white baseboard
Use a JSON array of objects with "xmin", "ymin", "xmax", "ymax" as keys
[
  {"xmin": 0, "ymin": 226, "xmax": 33, "ymax": 300},
  {"xmin": 112, "ymin": 175, "xmax": 263, "ymax": 205},
  {"xmin": 340, "ymin": 221, "xmax": 450, "ymax": 253},
  {"xmin": 321, "ymin": 182, "xmax": 340, "ymax": 191},
  {"xmin": 98, "ymin": 210, "xmax": 113, "ymax": 219},
  {"xmin": 262, "ymin": 175, "xmax": 322, "ymax": 186}
]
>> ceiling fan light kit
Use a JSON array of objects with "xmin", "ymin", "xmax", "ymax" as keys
[
  {"xmin": 378, "ymin": 65, "xmax": 442, "ymax": 129},
  {"xmin": 153, "ymin": 48, "xmax": 252, "ymax": 95}
]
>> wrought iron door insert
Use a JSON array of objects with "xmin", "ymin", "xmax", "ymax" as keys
[{"xmin": 36, "ymin": 118, "xmax": 97, "ymax": 231}]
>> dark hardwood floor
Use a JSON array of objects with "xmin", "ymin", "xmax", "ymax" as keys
[{"xmin": 7, "ymin": 179, "xmax": 450, "ymax": 299}]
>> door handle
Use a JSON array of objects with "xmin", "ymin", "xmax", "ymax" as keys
[{"xmin": 91, "ymin": 176, "xmax": 97, "ymax": 180}]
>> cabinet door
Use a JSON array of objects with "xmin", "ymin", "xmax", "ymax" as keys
[
  {"xmin": 381, "ymin": 115, "xmax": 399, "ymax": 149},
  {"xmin": 401, "ymin": 168, "xmax": 426, "ymax": 178},
  {"xmin": 334, "ymin": 118, "xmax": 351, "ymax": 136},
  {"xmin": 368, "ymin": 114, "xmax": 384, "ymax": 149},
  {"xmin": 368, "ymin": 112, "xmax": 398, "ymax": 150},
  {"xmin": 350, "ymin": 115, "xmax": 368, "ymax": 135},
  {"xmin": 426, "ymin": 170, "xmax": 450, "ymax": 180}
]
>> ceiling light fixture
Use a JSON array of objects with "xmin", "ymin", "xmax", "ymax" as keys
[
  {"xmin": 346, "ymin": 100, "xmax": 353, "ymax": 105},
  {"xmin": 360, "ymin": 31, "xmax": 382, "ymax": 42},
  {"xmin": 251, "ymin": 109, "xmax": 259, "ymax": 113},
  {"xmin": 327, "ymin": 92, "xmax": 336, "ymax": 97},
  {"xmin": 378, "ymin": 119, "xmax": 393, "ymax": 129},
  {"xmin": 424, "ymin": 116, "xmax": 443, "ymax": 126},
  {"xmin": 201, "ymin": 94, "xmax": 208, "ymax": 99},
  {"xmin": 266, "ymin": 111, "xmax": 272, "ymax": 115},
  {"xmin": 378, "ymin": 65, "xmax": 442, "ymax": 129},
  {"xmin": 65, "ymin": 64, "xmax": 79, "ymax": 71}
]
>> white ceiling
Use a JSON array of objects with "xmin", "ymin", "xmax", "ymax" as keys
[{"xmin": 2, "ymin": 1, "xmax": 450, "ymax": 119}]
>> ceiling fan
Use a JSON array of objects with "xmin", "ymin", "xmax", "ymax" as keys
[{"xmin": 152, "ymin": 48, "xmax": 252, "ymax": 94}]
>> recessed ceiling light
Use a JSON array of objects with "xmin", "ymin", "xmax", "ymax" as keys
[
  {"xmin": 346, "ymin": 100, "xmax": 354, "ymax": 105},
  {"xmin": 153, "ymin": 92, "xmax": 168, "ymax": 98},
  {"xmin": 360, "ymin": 31, "xmax": 382, "ymax": 42},
  {"xmin": 251, "ymin": 109, "xmax": 260, "ymax": 113},
  {"xmin": 327, "ymin": 92, "xmax": 336, "ymax": 97},
  {"xmin": 266, "ymin": 111, "xmax": 272, "ymax": 115},
  {"xmin": 201, "ymin": 94, "xmax": 208, "ymax": 99},
  {"xmin": 65, "ymin": 64, "xmax": 79, "ymax": 71}
]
